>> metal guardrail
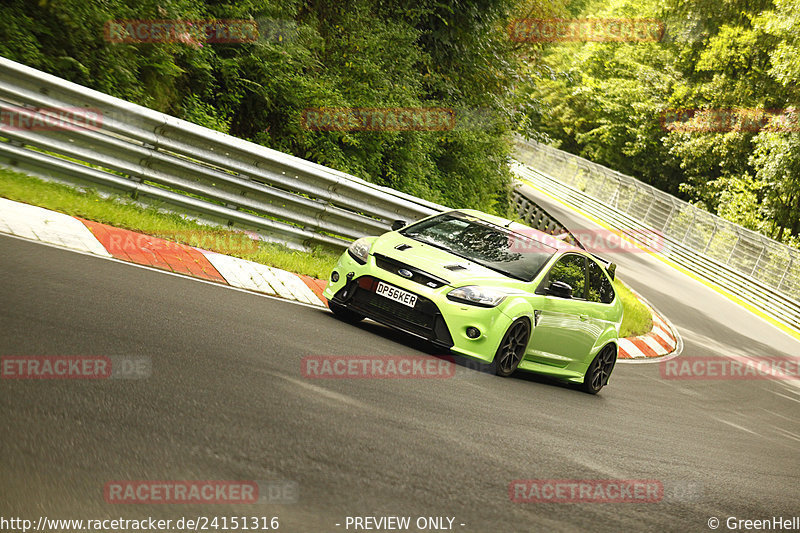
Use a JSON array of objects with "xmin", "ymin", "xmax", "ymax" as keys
[
  {"xmin": 513, "ymin": 138, "xmax": 800, "ymax": 332},
  {"xmin": 0, "ymin": 57, "xmax": 446, "ymax": 251},
  {"xmin": 510, "ymin": 190, "xmax": 584, "ymax": 249}
]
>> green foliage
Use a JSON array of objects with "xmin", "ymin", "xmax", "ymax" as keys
[
  {"xmin": 0, "ymin": 167, "xmax": 341, "ymax": 278},
  {"xmin": 750, "ymin": 128, "xmax": 800, "ymax": 246},
  {"xmin": 0, "ymin": 0, "xmax": 540, "ymax": 215},
  {"xmin": 518, "ymin": 0, "xmax": 800, "ymax": 245},
  {"xmin": 614, "ymin": 279, "xmax": 653, "ymax": 338}
]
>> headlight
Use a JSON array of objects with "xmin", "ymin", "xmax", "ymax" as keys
[
  {"xmin": 447, "ymin": 286, "xmax": 521, "ymax": 307},
  {"xmin": 347, "ymin": 237, "xmax": 372, "ymax": 264}
]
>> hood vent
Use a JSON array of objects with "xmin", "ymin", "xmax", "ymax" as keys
[{"xmin": 394, "ymin": 244, "xmax": 412, "ymax": 251}]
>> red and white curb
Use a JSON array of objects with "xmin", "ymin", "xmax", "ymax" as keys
[
  {"xmin": 617, "ymin": 286, "xmax": 682, "ymax": 361},
  {"xmin": 0, "ymin": 197, "xmax": 328, "ymax": 307},
  {"xmin": 0, "ymin": 196, "xmax": 681, "ymax": 359}
]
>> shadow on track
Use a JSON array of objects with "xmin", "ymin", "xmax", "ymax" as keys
[{"xmin": 319, "ymin": 308, "xmax": 595, "ymax": 395}]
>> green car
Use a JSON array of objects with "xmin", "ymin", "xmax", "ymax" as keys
[{"xmin": 322, "ymin": 209, "xmax": 623, "ymax": 394}]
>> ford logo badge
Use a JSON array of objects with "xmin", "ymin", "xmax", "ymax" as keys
[{"xmin": 397, "ymin": 268, "xmax": 413, "ymax": 278}]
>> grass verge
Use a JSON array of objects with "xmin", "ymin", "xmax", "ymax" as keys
[
  {"xmin": 614, "ymin": 279, "xmax": 653, "ymax": 337},
  {"xmin": 0, "ymin": 169, "xmax": 341, "ymax": 279},
  {"xmin": 0, "ymin": 168, "xmax": 654, "ymax": 337}
]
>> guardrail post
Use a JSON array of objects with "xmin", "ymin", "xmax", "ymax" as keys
[
  {"xmin": 681, "ymin": 210, "xmax": 697, "ymax": 244},
  {"xmin": 778, "ymin": 257, "xmax": 793, "ymax": 291},
  {"xmin": 702, "ymin": 222, "xmax": 718, "ymax": 254},
  {"xmin": 642, "ymin": 194, "xmax": 656, "ymax": 222},
  {"xmin": 749, "ymin": 246, "xmax": 766, "ymax": 277},
  {"xmin": 607, "ymin": 180, "xmax": 620, "ymax": 208},
  {"xmin": 625, "ymin": 187, "xmax": 637, "ymax": 214},
  {"xmin": 662, "ymin": 198, "xmax": 678, "ymax": 232},
  {"xmin": 726, "ymin": 234, "xmax": 741, "ymax": 264}
]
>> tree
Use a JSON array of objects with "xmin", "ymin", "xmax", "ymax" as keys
[
  {"xmin": 0, "ymin": 0, "xmax": 542, "ymax": 214},
  {"xmin": 517, "ymin": 0, "xmax": 800, "ymax": 245}
]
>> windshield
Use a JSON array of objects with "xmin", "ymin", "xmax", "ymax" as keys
[{"xmin": 400, "ymin": 212, "xmax": 557, "ymax": 281}]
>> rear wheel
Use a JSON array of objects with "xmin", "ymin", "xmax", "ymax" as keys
[
  {"xmin": 328, "ymin": 301, "xmax": 365, "ymax": 323},
  {"xmin": 581, "ymin": 344, "xmax": 617, "ymax": 394},
  {"xmin": 492, "ymin": 319, "xmax": 531, "ymax": 377}
]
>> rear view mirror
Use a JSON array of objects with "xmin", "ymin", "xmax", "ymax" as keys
[
  {"xmin": 546, "ymin": 280, "xmax": 573, "ymax": 299},
  {"xmin": 391, "ymin": 220, "xmax": 407, "ymax": 231}
]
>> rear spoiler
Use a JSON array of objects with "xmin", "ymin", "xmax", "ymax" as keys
[{"xmin": 591, "ymin": 253, "xmax": 617, "ymax": 280}]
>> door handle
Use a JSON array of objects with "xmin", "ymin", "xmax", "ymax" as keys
[{"xmin": 579, "ymin": 314, "xmax": 589, "ymax": 321}]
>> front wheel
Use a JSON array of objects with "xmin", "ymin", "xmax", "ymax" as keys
[
  {"xmin": 581, "ymin": 344, "xmax": 617, "ymax": 394},
  {"xmin": 492, "ymin": 319, "xmax": 531, "ymax": 377},
  {"xmin": 328, "ymin": 301, "xmax": 365, "ymax": 323}
]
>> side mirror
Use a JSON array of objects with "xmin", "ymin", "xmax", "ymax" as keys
[
  {"xmin": 391, "ymin": 220, "xmax": 407, "ymax": 231},
  {"xmin": 606, "ymin": 263, "xmax": 616, "ymax": 280},
  {"xmin": 546, "ymin": 280, "xmax": 573, "ymax": 299}
]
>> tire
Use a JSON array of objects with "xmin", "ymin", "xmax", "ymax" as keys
[
  {"xmin": 328, "ymin": 301, "xmax": 365, "ymax": 323},
  {"xmin": 581, "ymin": 344, "xmax": 617, "ymax": 394},
  {"xmin": 492, "ymin": 319, "xmax": 531, "ymax": 377}
]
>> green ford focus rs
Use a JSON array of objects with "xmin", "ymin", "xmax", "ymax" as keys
[{"xmin": 322, "ymin": 209, "xmax": 623, "ymax": 394}]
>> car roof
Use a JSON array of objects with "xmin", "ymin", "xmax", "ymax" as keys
[{"xmin": 447, "ymin": 209, "xmax": 584, "ymax": 253}]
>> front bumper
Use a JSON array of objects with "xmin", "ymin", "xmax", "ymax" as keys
[
  {"xmin": 323, "ymin": 251, "xmax": 514, "ymax": 362},
  {"xmin": 331, "ymin": 274, "xmax": 454, "ymax": 348}
]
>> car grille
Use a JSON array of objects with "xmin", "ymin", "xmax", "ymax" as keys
[
  {"xmin": 337, "ymin": 276, "xmax": 453, "ymax": 347},
  {"xmin": 373, "ymin": 253, "xmax": 449, "ymax": 289}
]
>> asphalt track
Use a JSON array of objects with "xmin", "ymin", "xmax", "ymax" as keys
[{"xmin": 1, "ymin": 185, "xmax": 799, "ymax": 532}]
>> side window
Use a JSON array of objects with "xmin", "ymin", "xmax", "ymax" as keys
[
  {"xmin": 588, "ymin": 260, "xmax": 615, "ymax": 304},
  {"xmin": 544, "ymin": 254, "xmax": 586, "ymax": 299}
]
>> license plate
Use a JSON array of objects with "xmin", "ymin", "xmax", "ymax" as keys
[{"xmin": 375, "ymin": 281, "xmax": 417, "ymax": 308}]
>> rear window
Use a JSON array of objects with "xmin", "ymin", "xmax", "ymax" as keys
[{"xmin": 588, "ymin": 260, "xmax": 615, "ymax": 304}]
